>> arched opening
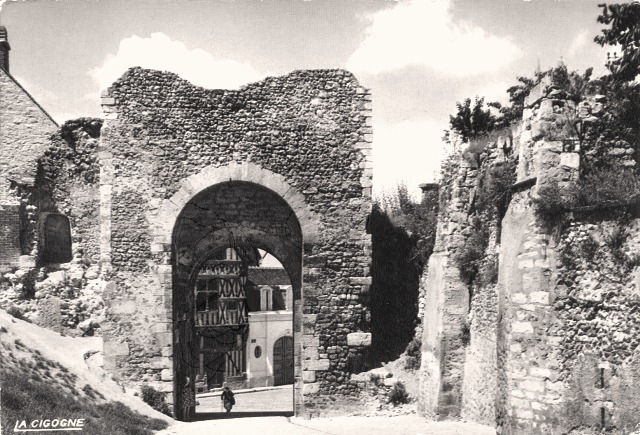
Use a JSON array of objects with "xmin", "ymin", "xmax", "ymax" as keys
[{"xmin": 171, "ymin": 181, "xmax": 301, "ymax": 421}]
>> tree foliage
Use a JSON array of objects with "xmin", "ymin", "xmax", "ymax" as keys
[
  {"xmin": 445, "ymin": 97, "xmax": 497, "ymax": 144},
  {"xmin": 445, "ymin": 63, "xmax": 593, "ymax": 142},
  {"xmin": 378, "ymin": 183, "xmax": 438, "ymax": 269},
  {"xmin": 595, "ymin": 2, "xmax": 640, "ymax": 81}
]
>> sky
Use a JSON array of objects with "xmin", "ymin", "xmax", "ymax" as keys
[{"xmin": 0, "ymin": 0, "xmax": 614, "ymax": 199}]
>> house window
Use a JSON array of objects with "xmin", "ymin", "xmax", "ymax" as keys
[{"xmin": 42, "ymin": 214, "xmax": 72, "ymax": 264}]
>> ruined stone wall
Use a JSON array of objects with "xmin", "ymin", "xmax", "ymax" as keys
[
  {"xmin": 421, "ymin": 77, "xmax": 640, "ymax": 434},
  {"xmin": 0, "ymin": 69, "xmax": 105, "ymax": 336},
  {"xmin": 0, "ymin": 119, "xmax": 106, "ymax": 336},
  {"xmin": 98, "ymin": 68, "xmax": 373, "ymax": 415},
  {"xmin": 554, "ymin": 216, "xmax": 640, "ymax": 432},
  {"xmin": 420, "ymin": 131, "xmax": 515, "ymax": 420}
]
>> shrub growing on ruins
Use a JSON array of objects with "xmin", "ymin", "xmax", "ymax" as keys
[
  {"xmin": 378, "ymin": 183, "xmax": 438, "ymax": 269},
  {"xmin": 475, "ymin": 160, "xmax": 517, "ymax": 219},
  {"xmin": 577, "ymin": 168, "xmax": 640, "ymax": 207},
  {"xmin": 479, "ymin": 255, "xmax": 499, "ymax": 287},
  {"xmin": 140, "ymin": 384, "xmax": 171, "ymax": 417},
  {"xmin": 533, "ymin": 182, "xmax": 575, "ymax": 229},
  {"xmin": 403, "ymin": 336, "xmax": 422, "ymax": 371},
  {"xmin": 389, "ymin": 381, "xmax": 410, "ymax": 406},
  {"xmin": 454, "ymin": 218, "xmax": 490, "ymax": 285}
]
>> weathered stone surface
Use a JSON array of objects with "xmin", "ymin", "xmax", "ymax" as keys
[
  {"xmin": 306, "ymin": 359, "xmax": 330, "ymax": 371},
  {"xmin": 302, "ymin": 371, "xmax": 316, "ymax": 383},
  {"xmin": 346, "ymin": 332, "xmax": 371, "ymax": 347}
]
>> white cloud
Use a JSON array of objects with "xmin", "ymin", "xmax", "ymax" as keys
[
  {"xmin": 475, "ymin": 81, "xmax": 510, "ymax": 105},
  {"xmin": 89, "ymin": 32, "xmax": 268, "ymax": 93},
  {"xmin": 347, "ymin": 0, "xmax": 521, "ymax": 76},
  {"xmin": 567, "ymin": 30, "xmax": 589, "ymax": 58},
  {"xmin": 373, "ymin": 119, "xmax": 448, "ymax": 200}
]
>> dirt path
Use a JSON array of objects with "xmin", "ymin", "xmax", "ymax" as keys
[{"xmin": 156, "ymin": 415, "xmax": 496, "ymax": 435}]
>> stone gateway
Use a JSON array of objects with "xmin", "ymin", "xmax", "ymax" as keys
[{"xmin": 0, "ymin": 30, "xmax": 374, "ymax": 420}]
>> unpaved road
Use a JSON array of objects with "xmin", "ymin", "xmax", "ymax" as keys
[{"xmin": 156, "ymin": 415, "xmax": 496, "ymax": 435}]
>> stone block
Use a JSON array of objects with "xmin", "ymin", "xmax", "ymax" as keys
[
  {"xmin": 104, "ymin": 341, "xmax": 129, "ymax": 357},
  {"xmin": 348, "ymin": 276, "xmax": 372, "ymax": 285},
  {"xmin": 150, "ymin": 243, "xmax": 165, "ymax": 254},
  {"xmin": 302, "ymin": 371, "xmax": 316, "ymax": 383},
  {"xmin": 512, "ymin": 322, "xmax": 534, "ymax": 334},
  {"xmin": 161, "ymin": 369, "xmax": 173, "ymax": 381},
  {"xmin": 111, "ymin": 300, "xmax": 137, "ymax": 315},
  {"xmin": 519, "ymin": 379, "xmax": 545, "ymax": 393},
  {"xmin": 560, "ymin": 152, "xmax": 580, "ymax": 170},
  {"xmin": 445, "ymin": 304, "xmax": 466, "ymax": 315},
  {"xmin": 103, "ymin": 355, "xmax": 117, "ymax": 371},
  {"xmin": 149, "ymin": 357, "xmax": 172, "ymax": 369},
  {"xmin": 531, "ymin": 401, "xmax": 547, "ymax": 411},
  {"xmin": 511, "ymin": 389, "xmax": 525, "ymax": 398},
  {"xmin": 18, "ymin": 255, "xmax": 36, "ymax": 268},
  {"xmin": 302, "ymin": 335, "xmax": 319, "ymax": 348},
  {"xmin": 151, "ymin": 322, "xmax": 171, "ymax": 333},
  {"xmin": 347, "ymin": 332, "xmax": 371, "ymax": 347},
  {"xmin": 529, "ymin": 291, "xmax": 549, "ymax": 305},
  {"xmin": 306, "ymin": 359, "xmax": 330, "ymax": 371},
  {"xmin": 154, "ymin": 332, "xmax": 173, "ymax": 347},
  {"xmin": 530, "ymin": 367, "xmax": 552, "ymax": 379},
  {"xmin": 303, "ymin": 382, "xmax": 320, "ymax": 395},
  {"xmin": 515, "ymin": 408, "xmax": 534, "ymax": 420},
  {"xmin": 159, "ymin": 382, "xmax": 173, "ymax": 393}
]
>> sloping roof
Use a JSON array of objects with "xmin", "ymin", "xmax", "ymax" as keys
[
  {"xmin": 1, "ymin": 68, "xmax": 58, "ymax": 126},
  {"xmin": 247, "ymin": 267, "xmax": 291, "ymax": 286}
]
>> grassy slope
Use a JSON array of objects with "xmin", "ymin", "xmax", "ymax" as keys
[{"xmin": 0, "ymin": 310, "xmax": 172, "ymax": 435}]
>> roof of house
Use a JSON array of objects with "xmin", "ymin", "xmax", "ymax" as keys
[{"xmin": 247, "ymin": 267, "xmax": 291, "ymax": 286}]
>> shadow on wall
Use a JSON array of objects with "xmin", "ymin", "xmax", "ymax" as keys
[{"xmin": 367, "ymin": 204, "xmax": 432, "ymax": 364}]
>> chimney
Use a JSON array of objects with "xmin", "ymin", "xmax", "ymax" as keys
[{"xmin": 0, "ymin": 26, "xmax": 10, "ymax": 73}]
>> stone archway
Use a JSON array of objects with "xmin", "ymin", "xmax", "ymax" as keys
[
  {"xmin": 98, "ymin": 68, "xmax": 373, "ymax": 420},
  {"xmin": 150, "ymin": 162, "xmax": 319, "ymax": 421}
]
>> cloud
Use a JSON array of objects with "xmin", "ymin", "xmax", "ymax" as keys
[
  {"xmin": 475, "ymin": 81, "xmax": 510, "ymax": 105},
  {"xmin": 347, "ymin": 0, "xmax": 521, "ymax": 76},
  {"xmin": 89, "ymin": 32, "xmax": 268, "ymax": 93},
  {"xmin": 373, "ymin": 119, "xmax": 448, "ymax": 200},
  {"xmin": 567, "ymin": 30, "xmax": 589, "ymax": 58}
]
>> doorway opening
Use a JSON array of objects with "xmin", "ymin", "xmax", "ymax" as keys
[{"xmin": 191, "ymin": 247, "xmax": 294, "ymax": 416}]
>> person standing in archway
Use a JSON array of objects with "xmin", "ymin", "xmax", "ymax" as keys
[
  {"xmin": 180, "ymin": 376, "xmax": 196, "ymax": 421},
  {"xmin": 221, "ymin": 383, "xmax": 235, "ymax": 413}
]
